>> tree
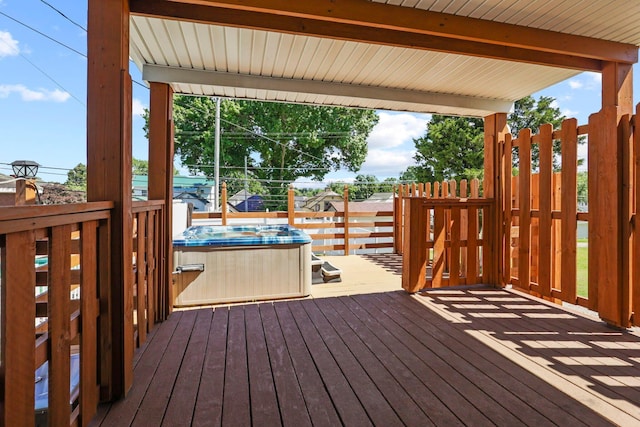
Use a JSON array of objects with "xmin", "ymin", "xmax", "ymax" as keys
[
  {"xmin": 146, "ymin": 96, "xmax": 378, "ymax": 209},
  {"xmin": 405, "ymin": 95, "xmax": 568, "ymax": 182},
  {"xmin": 411, "ymin": 115, "xmax": 485, "ymax": 182},
  {"xmin": 132, "ymin": 158, "xmax": 149, "ymax": 175},
  {"xmin": 65, "ymin": 163, "xmax": 86, "ymax": 191},
  {"xmin": 508, "ymin": 95, "xmax": 565, "ymax": 167}
]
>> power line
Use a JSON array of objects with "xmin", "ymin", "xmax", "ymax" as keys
[
  {"xmin": 0, "ymin": 10, "xmax": 86, "ymax": 58},
  {"xmin": 38, "ymin": 0, "xmax": 86, "ymax": 32}
]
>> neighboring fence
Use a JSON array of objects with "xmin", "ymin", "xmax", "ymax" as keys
[
  {"xmin": 397, "ymin": 179, "xmax": 493, "ymax": 292},
  {"xmin": 0, "ymin": 203, "xmax": 112, "ymax": 426},
  {"xmin": 192, "ymin": 183, "xmax": 394, "ymax": 255}
]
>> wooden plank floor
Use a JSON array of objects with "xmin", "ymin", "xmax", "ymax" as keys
[{"xmin": 91, "ymin": 287, "xmax": 640, "ymax": 426}]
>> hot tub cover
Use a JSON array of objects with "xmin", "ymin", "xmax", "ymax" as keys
[{"xmin": 173, "ymin": 224, "xmax": 311, "ymax": 247}]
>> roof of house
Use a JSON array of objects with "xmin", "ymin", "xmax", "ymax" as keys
[
  {"xmin": 0, "ymin": 173, "xmax": 16, "ymax": 191},
  {"xmin": 130, "ymin": 1, "xmax": 640, "ymax": 117},
  {"xmin": 365, "ymin": 192, "xmax": 395, "ymax": 203},
  {"xmin": 303, "ymin": 190, "xmax": 342, "ymax": 208}
]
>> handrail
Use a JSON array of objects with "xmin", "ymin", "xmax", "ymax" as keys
[{"xmin": 132, "ymin": 199, "xmax": 165, "ymax": 213}]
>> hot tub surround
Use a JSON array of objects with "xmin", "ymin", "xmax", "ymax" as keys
[{"xmin": 173, "ymin": 225, "xmax": 312, "ymax": 306}]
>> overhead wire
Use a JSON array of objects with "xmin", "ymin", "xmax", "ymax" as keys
[{"xmin": 38, "ymin": 0, "xmax": 87, "ymax": 32}]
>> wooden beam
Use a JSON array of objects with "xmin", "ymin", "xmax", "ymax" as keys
[
  {"xmin": 590, "ymin": 62, "xmax": 633, "ymax": 327},
  {"xmin": 87, "ymin": 0, "xmax": 133, "ymax": 398},
  {"xmin": 484, "ymin": 113, "xmax": 508, "ymax": 286},
  {"xmin": 130, "ymin": 0, "xmax": 614, "ymax": 71},
  {"xmin": 143, "ymin": 65, "xmax": 513, "ymax": 116},
  {"xmin": 148, "ymin": 82, "xmax": 174, "ymax": 319}
]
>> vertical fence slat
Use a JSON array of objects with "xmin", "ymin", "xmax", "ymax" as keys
[
  {"xmin": 49, "ymin": 225, "xmax": 72, "ymax": 427},
  {"xmin": 433, "ymin": 207, "xmax": 446, "ymax": 287},
  {"xmin": 81, "ymin": 220, "xmax": 99, "ymax": 426},
  {"xmin": 503, "ymin": 134, "xmax": 513, "ymax": 284},
  {"xmin": 147, "ymin": 210, "xmax": 156, "ymax": 330},
  {"xmin": 221, "ymin": 182, "xmax": 228, "ymax": 225},
  {"xmin": 539, "ymin": 124, "xmax": 553, "ymax": 297},
  {"xmin": 561, "ymin": 118, "xmax": 578, "ymax": 303},
  {"xmin": 450, "ymin": 207, "xmax": 461, "ymax": 286},
  {"xmin": 287, "ymin": 184, "xmax": 295, "ymax": 226},
  {"xmin": 552, "ymin": 173, "xmax": 562, "ymax": 291},
  {"xmin": 468, "ymin": 180, "xmax": 479, "ymax": 284},
  {"xmin": 460, "ymin": 180, "xmax": 468, "ymax": 274},
  {"xmin": 136, "ymin": 212, "xmax": 147, "ymax": 345},
  {"xmin": 530, "ymin": 173, "xmax": 540, "ymax": 285},
  {"xmin": 98, "ymin": 217, "xmax": 112, "ymax": 400},
  {"xmin": 2, "ymin": 230, "xmax": 36, "ymax": 427},
  {"xmin": 518, "ymin": 129, "xmax": 532, "ymax": 290},
  {"xmin": 622, "ymin": 114, "xmax": 634, "ymax": 325}
]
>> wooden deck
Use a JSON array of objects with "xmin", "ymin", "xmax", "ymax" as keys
[{"xmin": 91, "ymin": 286, "xmax": 640, "ymax": 426}]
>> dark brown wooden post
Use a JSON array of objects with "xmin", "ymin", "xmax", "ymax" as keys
[
  {"xmin": 149, "ymin": 82, "xmax": 174, "ymax": 320},
  {"xmin": 402, "ymin": 197, "xmax": 427, "ymax": 293},
  {"xmin": 484, "ymin": 113, "xmax": 508, "ymax": 287},
  {"xmin": 590, "ymin": 62, "xmax": 633, "ymax": 327},
  {"xmin": 87, "ymin": 0, "xmax": 133, "ymax": 398}
]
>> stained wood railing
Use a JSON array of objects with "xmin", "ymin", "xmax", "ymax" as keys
[
  {"xmin": 0, "ymin": 202, "xmax": 112, "ymax": 426},
  {"xmin": 506, "ymin": 119, "xmax": 590, "ymax": 307},
  {"xmin": 399, "ymin": 179, "xmax": 492, "ymax": 293},
  {"xmin": 132, "ymin": 200, "xmax": 165, "ymax": 347}
]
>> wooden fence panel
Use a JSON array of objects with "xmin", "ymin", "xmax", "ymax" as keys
[
  {"xmin": 635, "ymin": 108, "xmax": 640, "ymax": 326},
  {"xmin": 503, "ymin": 134, "xmax": 513, "ymax": 284}
]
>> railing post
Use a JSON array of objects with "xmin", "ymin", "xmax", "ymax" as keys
[
  {"xmin": 288, "ymin": 184, "xmax": 295, "ymax": 226},
  {"xmin": 221, "ymin": 182, "xmax": 228, "ymax": 225},
  {"xmin": 402, "ymin": 197, "xmax": 427, "ymax": 293},
  {"xmin": 343, "ymin": 185, "xmax": 350, "ymax": 255}
]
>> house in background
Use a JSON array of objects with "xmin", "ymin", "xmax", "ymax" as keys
[
  {"xmin": 233, "ymin": 194, "xmax": 265, "ymax": 212},
  {"xmin": 365, "ymin": 192, "xmax": 395, "ymax": 203},
  {"xmin": 0, "ymin": 173, "xmax": 16, "ymax": 206},
  {"xmin": 132, "ymin": 175, "xmax": 216, "ymax": 211},
  {"xmin": 303, "ymin": 190, "xmax": 343, "ymax": 212}
]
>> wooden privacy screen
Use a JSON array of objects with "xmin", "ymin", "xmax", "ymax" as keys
[
  {"xmin": 399, "ymin": 179, "xmax": 492, "ymax": 293},
  {"xmin": 0, "ymin": 203, "xmax": 112, "ymax": 427}
]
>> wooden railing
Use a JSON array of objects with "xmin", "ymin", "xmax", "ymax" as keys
[
  {"xmin": 398, "ymin": 179, "xmax": 492, "ymax": 292},
  {"xmin": 132, "ymin": 200, "xmax": 165, "ymax": 347},
  {"xmin": 506, "ymin": 119, "xmax": 590, "ymax": 307},
  {"xmin": 0, "ymin": 202, "xmax": 112, "ymax": 426},
  {"xmin": 193, "ymin": 185, "xmax": 394, "ymax": 255}
]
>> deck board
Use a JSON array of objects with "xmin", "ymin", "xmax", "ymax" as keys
[{"xmin": 94, "ymin": 286, "xmax": 640, "ymax": 427}]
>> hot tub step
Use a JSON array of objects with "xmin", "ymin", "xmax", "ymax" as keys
[{"xmin": 321, "ymin": 261, "xmax": 342, "ymax": 283}]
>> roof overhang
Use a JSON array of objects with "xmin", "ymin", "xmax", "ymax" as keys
[{"xmin": 129, "ymin": 0, "xmax": 640, "ymax": 117}]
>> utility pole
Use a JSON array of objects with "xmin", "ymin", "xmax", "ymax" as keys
[{"xmin": 214, "ymin": 97, "xmax": 221, "ymax": 211}]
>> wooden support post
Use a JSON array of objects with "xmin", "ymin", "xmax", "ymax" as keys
[
  {"xmin": 14, "ymin": 179, "xmax": 37, "ymax": 205},
  {"xmin": 149, "ymin": 82, "xmax": 174, "ymax": 321},
  {"xmin": 518, "ymin": 129, "xmax": 532, "ymax": 291},
  {"xmin": 343, "ymin": 185, "xmax": 350, "ymax": 255},
  {"xmin": 634, "ymin": 106, "xmax": 640, "ymax": 326},
  {"xmin": 87, "ymin": 0, "xmax": 133, "ymax": 398},
  {"xmin": 538, "ymin": 124, "xmax": 553, "ymax": 298},
  {"xmin": 402, "ymin": 197, "xmax": 427, "ymax": 293},
  {"xmin": 589, "ymin": 62, "xmax": 633, "ymax": 327},
  {"xmin": 484, "ymin": 113, "xmax": 508, "ymax": 286}
]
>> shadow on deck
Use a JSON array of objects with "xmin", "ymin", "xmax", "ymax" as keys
[{"xmin": 91, "ymin": 287, "xmax": 640, "ymax": 426}]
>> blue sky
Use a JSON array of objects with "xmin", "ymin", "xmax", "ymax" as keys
[{"xmin": 1, "ymin": 0, "xmax": 639, "ymax": 185}]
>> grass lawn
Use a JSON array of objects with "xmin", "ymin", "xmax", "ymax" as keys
[{"xmin": 577, "ymin": 245, "xmax": 588, "ymax": 298}]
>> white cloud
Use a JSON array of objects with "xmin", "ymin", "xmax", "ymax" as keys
[
  {"xmin": 360, "ymin": 148, "xmax": 416, "ymax": 175},
  {"xmin": 568, "ymin": 80, "xmax": 583, "ymax": 90},
  {"xmin": 132, "ymin": 98, "xmax": 146, "ymax": 116},
  {"xmin": 0, "ymin": 84, "xmax": 70, "ymax": 102},
  {"xmin": 562, "ymin": 108, "xmax": 578, "ymax": 117},
  {"xmin": 0, "ymin": 31, "xmax": 20, "ymax": 58},
  {"xmin": 587, "ymin": 71, "xmax": 602, "ymax": 84},
  {"xmin": 367, "ymin": 112, "xmax": 429, "ymax": 149}
]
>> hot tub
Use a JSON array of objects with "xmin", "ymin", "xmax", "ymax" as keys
[{"xmin": 173, "ymin": 225, "xmax": 312, "ymax": 306}]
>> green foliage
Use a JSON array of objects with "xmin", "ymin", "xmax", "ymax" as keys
[
  {"xmin": 329, "ymin": 175, "xmax": 398, "ymax": 201},
  {"xmin": 132, "ymin": 158, "xmax": 149, "ymax": 176},
  {"xmin": 405, "ymin": 95, "xmax": 570, "ymax": 183},
  {"xmin": 411, "ymin": 115, "xmax": 485, "ymax": 182},
  {"xmin": 65, "ymin": 163, "xmax": 86, "ymax": 191},
  {"xmin": 148, "ymin": 96, "xmax": 379, "ymax": 208}
]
